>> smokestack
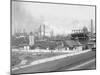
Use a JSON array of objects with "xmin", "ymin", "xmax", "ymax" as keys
[
  {"xmin": 51, "ymin": 30, "xmax": 53, "ymax": 37},
  {"xmin": 43, "ymin": 24, "xmax": 45, "ymax": 37},
  {"xmin": 91, "ymin": 19, "xmax": 93, "ymax": 34},
  {"xmin": 39, "ymin": 25, "xmax": 41, "ymax": 37}
]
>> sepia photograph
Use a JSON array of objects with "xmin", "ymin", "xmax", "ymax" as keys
[{"xmin": 11, "ymin": 0, "xmax": 96, "ymax": 74}]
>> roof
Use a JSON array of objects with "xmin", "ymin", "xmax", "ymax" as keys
[
  {"xmin": 18, "ymin": 44, "xmax": 29, "ymax": 47},
  {"xmin": 64, "ymin": 40, "xmax": 81, "ymax": 47},
  {"xmin": 87, "ymin": 41, "xmax": 95, "ymax": 45}
]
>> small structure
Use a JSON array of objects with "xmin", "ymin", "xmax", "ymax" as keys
[
  {"xmin": 18, "ymin": 44, "xmax": 30, "ymax": 50},
  {"xmin": 64, "ymin": 40, "xmax": 82, "ymax": 51}
]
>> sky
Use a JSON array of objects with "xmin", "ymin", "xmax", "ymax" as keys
[{"xmin": 12, "ymin": 1, "xmax": 95, "ymax": 35}]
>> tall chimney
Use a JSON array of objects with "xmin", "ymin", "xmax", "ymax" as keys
[
  {"xmin": 51, "ymin": 30, "xmax": 53, "ymax": 37},
  {"xmin": 91, "ymin": 19, "xmax": 93, "ymax": 34},
  {"xmin": 43, "ymin": 24, "xmax": 45, "ymax": 37},
  {"xmin": 39, "ymin": 25, "xmax": 41, "ymax": 37}
]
